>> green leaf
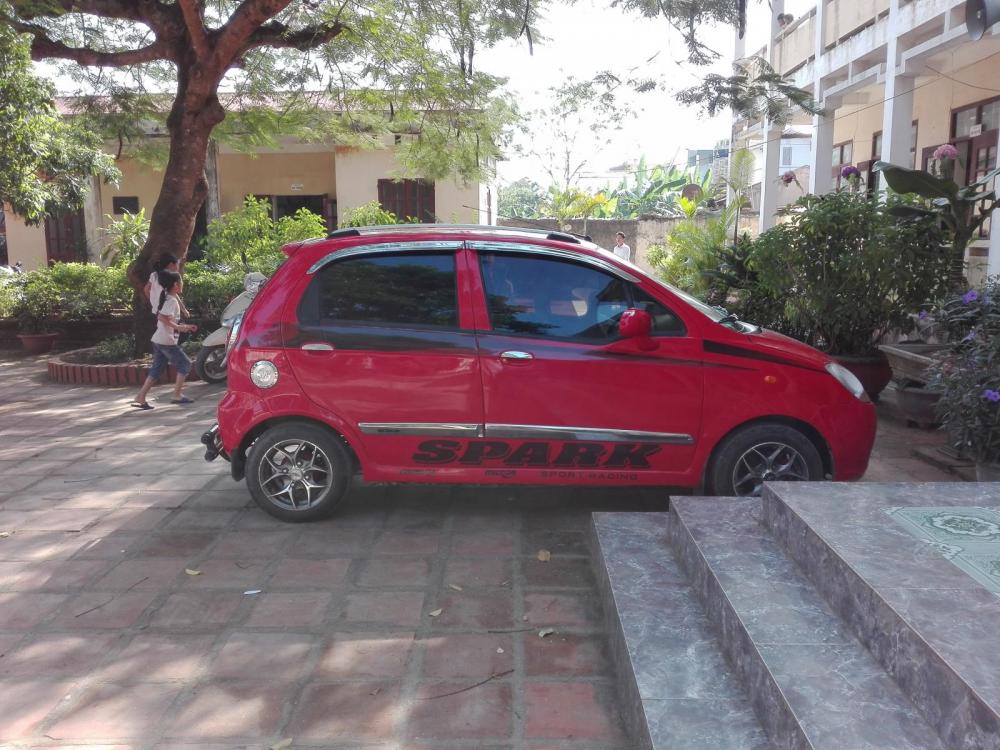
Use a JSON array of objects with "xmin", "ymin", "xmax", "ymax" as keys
[{"xmin": 873, "ymin": 161, "xmax": 958, "ymax": 201}]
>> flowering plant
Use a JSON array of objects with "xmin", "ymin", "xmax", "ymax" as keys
[
  {"xmin": 932, "ymin": 144, "xmax": 960, "ymax": 161},
  {"xmin": 779, "ymin": 169, "xmax": 802, "ymax": 190},
  {"xmin": 926, "ymin": 277, "xmax": 1000, "ymax": 465}
]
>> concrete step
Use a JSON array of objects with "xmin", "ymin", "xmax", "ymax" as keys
[
  {"xmin": 762, "ymin": 482, "xmax": 1000, "ymax": 750},
  {"xmin": 591, "ymin": 511, "xmax": 772, "ymax": 750},
  {"xmin": 670, "ymin": 495, "xmax": 948, "ymax": 750}
]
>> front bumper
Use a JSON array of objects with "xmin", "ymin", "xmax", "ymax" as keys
[{"xmin": 200, "ymin": 423, "xmax": 227, "ymax": 462}]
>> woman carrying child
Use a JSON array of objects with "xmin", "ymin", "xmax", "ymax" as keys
[{"xmin": 131, "ymin": 270, "xmax": 198, "ymax": 409}]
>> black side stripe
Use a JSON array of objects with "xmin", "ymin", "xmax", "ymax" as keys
[{"xmin": 703, "ymin": 340, "xmax": 821, "ymax": 372}]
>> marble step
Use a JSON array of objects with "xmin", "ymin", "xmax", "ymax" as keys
[
  {"xmin": 762, "ymin": 482, "xmax": 1000, "ymax": 750},
  {"xmin": 670, "ymin": 495, "xmax": 949, "ymax": 750},
  {"xmin": 591, "ymin": 511, "xmax": 772, "ymax": 750}
]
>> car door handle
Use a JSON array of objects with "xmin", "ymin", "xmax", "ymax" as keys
[
  {"xmin": 499, "ymin": 350, "xmax": 533, "ymax": 363},
  {"xmin": 301, "ymin": 342, "xmax": 334, "ymax": 352}
]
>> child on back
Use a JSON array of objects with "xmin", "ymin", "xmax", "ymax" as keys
[
  {"xmin": 131, "ymin": 270, "xmax": 198, "ymax": 409},
  {"xmin": 145, "ymin": 254, "xmax": 190, "ymax": 317}
]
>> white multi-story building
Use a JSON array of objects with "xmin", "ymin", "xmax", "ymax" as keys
[{"xmin": 732, "ymin": 0, "xmax": 1000, "ymax": 284}]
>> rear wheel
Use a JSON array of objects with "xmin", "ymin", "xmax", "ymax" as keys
[
  {"xmin": 195, "ymin": 345, "xmax": 227, "ymax": 383},
  {"xmin": 246, "ymin": 422, "xmax": 351, "ymax": 522},
  {"xmin": 706, "ymin": 423, "xmax": 824, "ymax": 497}
]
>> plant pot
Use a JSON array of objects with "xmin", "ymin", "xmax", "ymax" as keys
[
  {"xmin": 976, "ymin": 462, "xmax": 1000, "ymax": 482},
  {"xmin": 896, "ymin": 385, "xmax": 942, "ymax": 428},
  {"xmin": 878, "ymin": 343, "xmax": 949, "ymax": 385},
  {"xmin": 17, "ymin": 333, "xmax": 59, "ymax": 355},
  {"xmin": 834, "ymin": 352, "xmax": 893, "ymax": 402}
]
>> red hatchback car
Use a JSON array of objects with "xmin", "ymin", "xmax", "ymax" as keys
[{"xmin": 202, "ymin": 225, "xmax": 876, "ymax": 521}]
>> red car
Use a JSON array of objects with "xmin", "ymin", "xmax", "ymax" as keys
[{"xmin": 202, "ymin": 225, "xmax": 876, "ymax": 521}]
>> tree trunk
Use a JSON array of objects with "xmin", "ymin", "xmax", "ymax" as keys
[{"xmin": 127, "ymin": 75, "xmax": 225, "ymax": 355}]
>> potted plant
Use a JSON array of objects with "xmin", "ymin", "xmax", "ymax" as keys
[
  {"xmin": 751, "ymin": 188, "xmax": 952, "ymax": 400},
  {"xmin": 13, "ymin": 272, "xmax": 62, "ymax": 354},
  {"xmin": 926, "ymin": 278, "xmax": 1000, "ymax": 480}
]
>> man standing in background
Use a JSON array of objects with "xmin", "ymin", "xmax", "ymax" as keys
[{"xmin": 612, "ymin": 231, "xmax": 631, "ymax": 262}]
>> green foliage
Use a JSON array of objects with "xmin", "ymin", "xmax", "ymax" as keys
[
  {"xmin": 499, "ymin": 179, "xmax": 545, "ymax": 219},
  {"xmin": 90, "ymin": 334, "xmax": 135, "ymax": 363},
  {"xmin": 542, "ymin": 187, "xmax": 610, "ymax": 223},
  {"xmin": 0, "ymin": 275, "xmax": 20, "ymax": 318},
  {"xmin": 338, "ymin": 201, "xmax": 402, "ymax": 228},
  {"xmin": 751, "ymin": 191, "xmax": 953, "ymax": 356},
  {"xmin": 927, "ymin": 278, "xmax": 1000, "ymax": 464},
  {"xmin": 181, "ymin": 262, "xmax": 245, "ymax": 319},
  {"xmin": 8, "ymin": 263, "xmax": 131, "ymax": 332},
  {"xmin": 12, "ymin": 273, "xmax": 61, "ymax": 334},
  {"xmin": 203, "ymin": 197, "xmax": 325, "ymax": 275},
  {"xmin": 101, "ymin": 209, "xmax": 150, "ymax": 267},
  {"xmin": 593, "ymin": 157, "xmax": 713, "ymax": 219},
  {"xmin": 0, "ymin": 24, "xmax": 119, "ymax": 223}
]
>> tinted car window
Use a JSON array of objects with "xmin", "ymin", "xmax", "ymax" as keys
[
  {"xmin": 480, "ymin": 253, "xmax": 632, "ymax": 341},
  {"xmin": 631, "ymin": 287, "xmax": 685, "ymax": 336},
  {"xmin": 300, "ymin": 252, "xmax": 458, "ymax": 328}
]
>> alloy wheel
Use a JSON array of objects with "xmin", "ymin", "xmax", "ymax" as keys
[
  {"xmin": 731, "ymin": 441, "xmax": 810, "ymax": 497},
  {"xmin": 258, "ymin": 439, "xmax": 333, "ymax": 510}
]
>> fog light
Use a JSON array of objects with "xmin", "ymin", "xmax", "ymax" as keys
[{"xmin": 250, "ymin": 360, "xmax": 279, "ymax": 389}]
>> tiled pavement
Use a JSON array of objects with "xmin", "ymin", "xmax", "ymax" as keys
[{"xmin": 0, "ymin": 354, "xmax": 961, "ymax": 750}]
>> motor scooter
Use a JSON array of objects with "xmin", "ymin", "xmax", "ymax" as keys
[{"xmin": 195, "ymin": 272, "xmax": 267, "ymax": 383}]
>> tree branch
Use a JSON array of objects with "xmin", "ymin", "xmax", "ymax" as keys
[
  {"xmin": 16, "ymin": 0, "xmax": 178, "ymax": 36},
  {"xmin": 11, "ymin": 17, "xmax": 173, "ymax": 66},
  {"xmin": 243, "ymin": 19, "xmax": 345, "ymax": 52},
  {"xmin": 178, "ymin": 0, "xmax": 210, "ymax": 61},
  {"xmin": 215, "ymin": 0, "xmax": 292, "ymax": 64}
]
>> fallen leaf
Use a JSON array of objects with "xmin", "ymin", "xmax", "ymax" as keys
[
  {"xmin": 538, "ymin": 628, "xmax": 555, "ymax": 638},
  {"xmin": 370, "ymin": 687, "xmax": 381, "ymax": 696},
  {"xmin": 0, "ymin": 531, "xmax": 10, "ymax": 539},
  {"xmin": 537, "ymin": 549, "xmax": 551, "ymax": 562},
  {"xmin": 184, "ymin": 568, "xmax": 201, "ymax": 576},
  {"xmin": 448, "ymin": 584, "xmax": 463, "ymax": 591},
  {"xmin": 270, "ymin": 739, "xmax": 293, "ymax": 750},
  {"xmin": 429, "ymin": 608, "xmax": 443, "ymax": 617},
  {"xmin": 243, "ymin": 589, "xmax": 262, "ymax": 595}
]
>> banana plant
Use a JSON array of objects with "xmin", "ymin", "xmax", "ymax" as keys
[{"xmin": 874, "ymin": 159, "xmax": 1000, "ymax": 283}]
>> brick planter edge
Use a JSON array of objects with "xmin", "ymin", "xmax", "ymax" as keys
[{"xmin": 48, "ymin": 349, "xmax": 202, "ymax": 386}]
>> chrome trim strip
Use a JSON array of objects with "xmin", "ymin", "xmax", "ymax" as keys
[
  {"xmin": 466, "ymin": 241, "xmax": 640, "ymax": 283},
  {"xmin": 301, "ymin": 343, "xmax": 334, "ymax": 351},
  {"xmin": 484, "ymin": 423, "xmax": 694, "ymax": 444},
  {"xmin": 359, "ymin": 422, "xmax": 483, "ymax": 437},
  {"xmin": 308, "ymin": 241, "xmax": 464, "ymax": 274}
]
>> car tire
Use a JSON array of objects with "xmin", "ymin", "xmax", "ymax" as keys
[
  {"xmin": 246, "ymin": 422, "xmax": 352, "ymax": 522},
  {"xmin": 195, "ymin": 345, "xmax": 227, "ymax": 384},
  {"xmin": 705, "ymin": 423, "xmax": 824, "ymax": 497}
]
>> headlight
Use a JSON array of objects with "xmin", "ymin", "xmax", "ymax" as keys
[
  {"xmin": 250, "ymin": 360, "xmax": 279, "ymax": 389},
  {"xmin": 226, "ymin": 313, "xmax": 243, "ymax": 353},
  {"xmin": 825, "ymin": 362, "xmax": 869, "ymax": 401}
]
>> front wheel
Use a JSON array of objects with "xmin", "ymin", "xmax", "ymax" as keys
[
  {"xmin": 195, "ymin": 345, "xmax": 227, "ymax": 383},
  {"xmin": 246, "ymin": 422, "xmax": 352, "ymax": 522},
  {"xmin": 705, "ymin": 423, "xmax": 824, "ymax": 497}
]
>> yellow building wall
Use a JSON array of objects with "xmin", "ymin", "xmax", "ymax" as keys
[
  {"xmin": 97, "ymin": 157, "xmax": 165, "ymax": 226},
  {"xmin": 216, "ymin": 151, "xmax": 337, "ymax": 213},
  {"xmin": 3, "ymin": 209, "xmax": 47, "ymax": 270}
]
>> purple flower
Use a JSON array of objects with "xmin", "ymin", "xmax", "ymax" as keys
[
  {"xmin": 918, "ymin": 310, "xmax": 929, "ymax": 320},
  {"xmin": 963, "ymin": 330, "xmax": 976, "ymax": 342},
  {"xmin": 984, "ymin": 390, "xmax": 1000, "ymax": 403},
  {"xmin": 840, "ymin": 165, "xmax": 861, "ymax": 179},
  {"xmin": 963, "ymin": 289, "xmax": 980, "ymax": 304},
  {"xmin": 780, "ymin": 170, "xmax": 797, "ymax": 185},
  {"xmin": 933, "ymin": 144, "xmax": 959, "ymax": 160}
]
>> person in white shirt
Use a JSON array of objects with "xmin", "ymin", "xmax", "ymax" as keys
[
  {"xmin": 612, "ymin": 232, "xmax": 631, "ymax": 262},
  {"xmin": 131, "ymin": 271, "xmax": 198, "ymax": 409},
  {"xmin": 144, "ymin": 254, "xmax": 190, "ymax": 317}
]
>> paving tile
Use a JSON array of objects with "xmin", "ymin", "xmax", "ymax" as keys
[
  {"xmin": 209, "ymin": 530, "xmax": 293, "ymax": 559},
  {"xmin": 420, "ymin": 633, "xmax": 514, "ymax": 678},
  {"xmin": 268, "ymin": 558, "xmax": 351, "ymax": 588},
  {"xmin": 523, "ymin": 633, "xmax": 611, "ymax": 676},
  {"xmin": 46, "ymin": 683, "xmax": 183, "ymax": 740},
  {"xmin": 522, "ymin": 593, "xmax": 603, "ymax": 630},
  {"xmin": 289, "ymin": 682, "xmax": 402, "ymax": 741},
  {"xmin": 208, "ymin": 632, "xmax": 315, "ymax": 681},
  {"xmin": 443, "ymin": 557, "xmax": 512, "ymax": 587},
  {"xmin": 180, "ymin": 491, "xmax": 251, "ymax": 510},
  {"xmin": 371, "ymin": 530, "xmax": 441, "ymax": 555},
  {"xmin": 522, "ymin": 558, "xmax": 595, "ymax": 588},
  {"xmin": 0, "ymin": 680, "xmax": 76, "ymax": 740},
  {"xmin": 524, "ymin": 682, "xmax": 624, "ymax": 741},
  {"xmin": 70, "ymin": 533, "xmax": 144, "ymax": 559},
  {"xmin": 356, "ymin": 557, "xmax": 433, "ymax": 588},
  {"xmin": 0, "ymin": 633, "xmax": 119, "ymax": 678},
  {"xmin": 289, "ymin": 528, "xmax": 374, "ymax": 557},
  {"xmin": 52, "ymin": 591, "xmax": 158, "ymax": 629},
  {"xmin": 93, "ymin": 558, "xmax": 187, "ymax": 590},
  {"xmin": 164, "ymin": 510, "xmax": 237, "ymax": 530},
  {"xmin": 134, "ymin": 531, "xmax": 218, "ymax": 558},
  {"xmin": 178, "ymin": 558, "xmax": 268, "ymax": 589},
  {"xmin": 523, "ymin": 529, "xmax": 590, "ymax": 556},
  {"xmin": 0, "ymin": 559, "xmax": 112, "ymax": 591},
  {"xmin": 165, "ymin": 681, "xmax": 288, "ymax": 738},
  {"xmin": 407, "ymin": 681, "xmax": 512, "ymax": 740},
  {"xmin": 149, "ymin": 592, "xmax": 242, "ymax": 628},
  {"xmin": 0, "ymin": 592, "xmax": 69, "ymax": 629},
  {"xmin": 96, "ymin": 634, "xmax": 215, "ymax": 682},
  {"xmin": 429, "ymin": 591, "xmax": 514, "ymax": 630},
  {"xmin": 314, "ymin": 634, "xmax": 414, "ymax": 678},
  {"xmin": 246, "ymin": 591, "xmax": 332, "ymax": 627},
  {"xmin": 450, "ymin": 531, "xmax": 515, "ymax": 557},
  {"xmin": 0, "ymin": 509, "xmax": 104, "ymax": 532},
  {"xmin": 87, "ymin": 509, "xmax": 173, "ymax": 533},
  {"xmin": 340, "ymin": 591, "xmax": 425, "ymax": 629},
  {"xmin": 0, "ymin": 531, "xmax": 94, "ymax": 560}
]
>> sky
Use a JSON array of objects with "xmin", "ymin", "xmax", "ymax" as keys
[{"xmin": 477, "ymin": 0, "xmax": 814, "ymax": 190}]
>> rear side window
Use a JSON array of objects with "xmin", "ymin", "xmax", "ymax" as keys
[{"xmin": 299, "ymin": 253, "xmax": 458, "ymax": 328}]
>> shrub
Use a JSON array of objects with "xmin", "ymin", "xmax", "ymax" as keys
[
  {"xmin": 338, "ymin": 200, "xmax": 401, "ymax": 228},
  {"xmin": 44, "ymin": 262, "xmax": 131, "ymax": 319},
  {"xmin": 100, "ymin": 209, "xmax": 149, "ymax": 267},
  {"xmin": 0, "ymin": 274, "xmax": 23, "ymax": 318},
  {"xmin": 751, "ymin": 191, "xmax": 951, "ymax": 356},
  {"xmin": 13, "ymin": 272, "xmax": 61, "ymax": 333},
  {"xmin": 182, "ymin": 261, "xmax": 244, "ymax": 319},
  {"xmin": 90, "ymin": 333, "xmax": 134, "ymax": 363}
]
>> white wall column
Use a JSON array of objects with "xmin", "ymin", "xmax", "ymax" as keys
[
  {"xmin": 809, "ymin": 108, "xmax": 835, "ymax": 194},
  {"xmin": 881, "ymin": 0, "xmax": 915, "ymax": 176},
  {"xmin": 728, "ymin": 27, "xmax": 747, "ymax": 208},
  {"xmin": 989, "ymin": 213, "xmax": 1000, "ymax": 278},
  {"xmin": 758, "ymin": 0, "xmax": 784, "ymax": 230},
  {"xmin": 82, "ymin": 176, "xmax": 106, "ymax": 264}
]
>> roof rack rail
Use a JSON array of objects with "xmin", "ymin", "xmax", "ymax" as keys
[{"xmin": 324, "ymin": 224, "xmax": 594, "ymax": 244}]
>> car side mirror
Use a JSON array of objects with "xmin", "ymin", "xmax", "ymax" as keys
[{"xmin": 619, "ymin": 308, "xmax": 657, "ymax": 351}]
